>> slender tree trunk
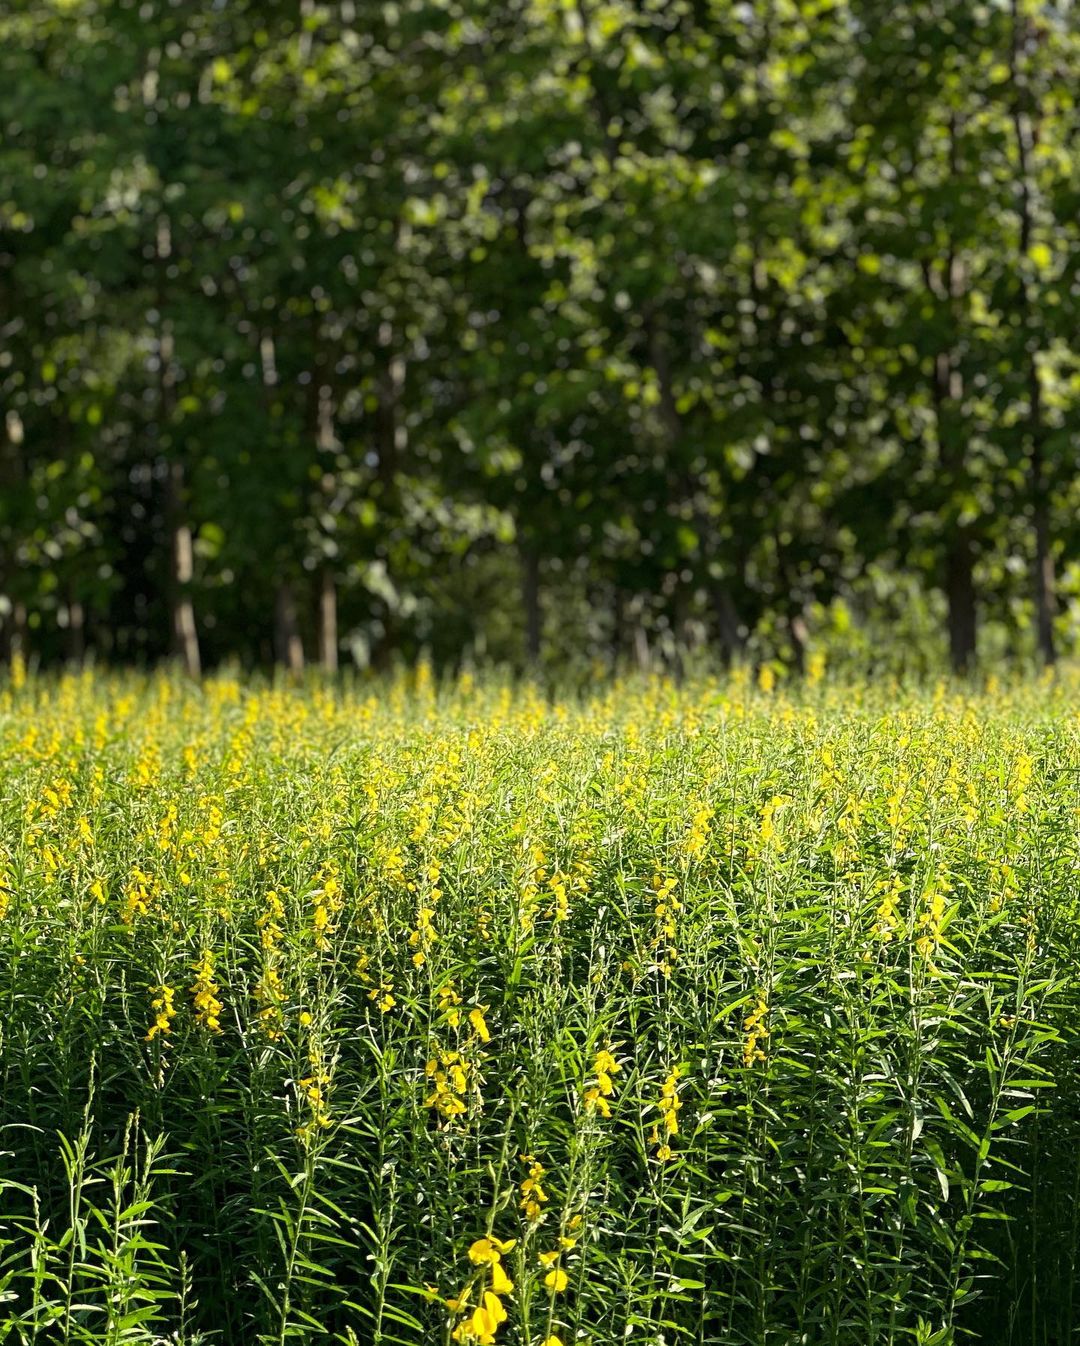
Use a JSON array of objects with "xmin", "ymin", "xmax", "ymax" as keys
[
  {"xmin": 374, "ymin": 289, "xmax": 407, "ymax": 493},
  {"xmin": 1, "ymin": 401, "xmax": 26, "ymax": 666},
  {"xmin": 66, "ymin": 591, "xmax": 85, "ymax": 667},
  {"xmin": 307, "ymin": 316, "xmax": 341, "ymax": 674},
  {"xmin": 1, "ymin": 599, "xmax": 27, "ymax": 664},
  {"xmin": 521, "ymin": 543, "xmax": 541, "ymax": 666},
  {"xmin": 711, "ymin": 585, "xmax": 743, "ymax": 666},
  {"xmin": 370, "ymin": 289, "xmax": 407, "ymax": 669},
  {"xmin": 1010, "ymin": 0, "xmax": 1055, "ymax": 663},
  {"xmin": 317, "ymin": 568, "xmax": 338, "ymax": 673},
  {"xmin": 633, "ymin": 622, "xmax": 651, "ymax": 673},
  {"xmin": 158, "ymin": 214, "xmax": 200, "ymax": 678},
  {"xmin": 274, "ymin": 582, "xmax": 305, "ymax": 675},
  {"xmin": 925, "ymin": 124, "xmax": 975, "ymax": 675},
  {"xmin": 166, "ymin": 460, "xmax": 201, "ymax": 678},
  {"xmin": 611, "ymin": 587, "xmax": 625, "ymax": 671},
  {"xmin": 788, "ymin": 609, "xmax": 808, "ymax": 676},
  {"xmin": 1033, "ymin": 459, "xmax": 1055, "ymax": 665},
  {"xmin": 933, "ymin": 341, "xmax": 976, "ymax": 675},
  {"xmin": 946, "ymin": 531, "xmax": 977, "ymax": 674}
]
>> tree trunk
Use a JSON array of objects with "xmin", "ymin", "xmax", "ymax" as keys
[
  {"xmin": 165, "ymin": 459, "xmax": 201, "ymax": 678},
  {"xmin": 274, "ymin": 582, "xmax": 304, "ymax": 675},
  {"xmin": 1, "ymin": 599, "xmax": 27, "ymax": 665},
  {"xmin": 158, "ymin": 214, "xmax": 200, "ymax": 678},
  {"xmin": 788, "ymin": 609, "xmax": 808, "ymax": 676},
  {"xmin": 375, "ymin": 315, "xmax": 406, "ymax": 491},
  {"xmin": 633, "ymin": 623, "xmax": 651, "ymax": 673},
  {"xmin": 66, "ymin": 591, "xmax": 85, "ymax": 667},
  {"xmin": 521, "ymin": 543, "xmax": 541, "ymax": 666},
  {"xmin": 317, "ymin": 567, "xmax": 338, "ymax": 673},
  {"xmin": 1, "ymin": 401, "xmax": 27, "ymax": 668},
  {"xmin": 925, "ymin": 131, "xmax": 975, "ymax": 677},
  {"xmin": 1009, "ymin": 0, "xmax": 1055, "ymax": 664},
  {"xmin": 1033, "ymin": 470, "xmax": 1055, "ymax": 665},
  {"xmin": 611, "ymin": 588, "xmax": 625, "ymax": 671},
  {"xmin": 933, "ymin": 341, "xmax": 976, "ymax": 675},
  {"xmin": 946, "ymin": 530, "xmax": 977, "ymax": 675},
  {"xmin": 308, "ymin": 312, "xmax": 342, "ymax": 676},
  {"xmin": 711, "ymin": 585, "xmax": 743, "ymax": 665}
]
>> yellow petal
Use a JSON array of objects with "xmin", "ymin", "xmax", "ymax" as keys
[
  {"xmin": 484, "ymin": 1290, "xmax": 507, "ymax": 1324},
  {"xmin": 468, "ymin": 1238, "xmax": 497, "ymax": 1265}
]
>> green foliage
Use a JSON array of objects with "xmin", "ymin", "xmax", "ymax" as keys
[
  {"xmin": 2, "ymin": 666, "xmax": 1080, "ymax": 1342},
  {"xmin": 1, "ymin": 1, "xmax": 1080, "ymax": 671}
]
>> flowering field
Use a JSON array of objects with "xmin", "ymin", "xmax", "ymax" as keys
[{"xmin": 1, "ymin": 665, "xmax": 1079, "ymax": 1346}]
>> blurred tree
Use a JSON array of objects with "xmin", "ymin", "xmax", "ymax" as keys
[{"xmin": 1, "ymin": 0, "xmax": 1078, "ymax": 675}]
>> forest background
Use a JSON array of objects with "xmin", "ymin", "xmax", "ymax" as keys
[{"xmin": 2, "ymin": 0, "xmax": 1079, "ymax": 677}]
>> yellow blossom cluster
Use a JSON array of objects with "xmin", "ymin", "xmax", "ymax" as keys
[
  {"xmin": 583, "ymin": 1048, "xmax": 622, "ymax": 1119},
  {"xmin": 650, "ymin": 1066, "xmax": 683, "ymax": 1162}
]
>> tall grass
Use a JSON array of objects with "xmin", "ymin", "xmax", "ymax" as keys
[{"xmin": 0, "ymin": 662, "xmax": 1078, "ymax": 1344}]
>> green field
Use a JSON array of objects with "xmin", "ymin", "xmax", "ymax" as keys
[{"xmin": 1, "ymin": 665, "xmax": 1079, "ymax": 1345}]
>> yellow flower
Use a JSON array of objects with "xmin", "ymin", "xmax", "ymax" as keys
[
  {"xmin": 543, "ymin": 1267, "xmax": 568, "ymax": 1293},
  {"xmin": 469, "ymin": 1006, "xmax": 491, "ymax": 1043},
  {"xmin": 584, "ymin": 1046, "xmax": 621, "ymax": 1117},
  {"xmin": 145, "ymin": 983, "xmax": 177, "ymax": 1042},
  {"xmin": 651, "ymin": 1065, "xmax": 684, "ymax": 1159},
  {"xmin": 190, "ymin": 949, "xmax": 223, "ymax": 1033},
  {"xmin": 520, "ymin": 1156, "xmax": 549, "ymax": 1221},
  {"xmin": 583, "ymin": 1087, "xmax": 609, "ymax": 1117},
  {"xmin": 453, "ymin": 1291, "xmax": 507, "ymax": 1345},
  {"xmin": 468, "ymin": 1236, "xmax": 515, "ymax": 1266}
]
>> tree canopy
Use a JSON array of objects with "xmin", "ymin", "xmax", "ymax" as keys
[{"xmin": 2, "ymin": 0, "xmax": 1079, "ymax": 675}]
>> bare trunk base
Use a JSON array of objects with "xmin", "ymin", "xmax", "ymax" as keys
[
  {"xmin": 521, "ymin": 545, "xmax": 541, "ymax": 666},
  {"xmin": 946, "ymin": 532, "xmax": 977, "ymax": 674},
  {"xmin": 66, "ymin": 594, "xmax": 85, "ymax": 667},
  {"xmin": 317, "ymin": 568, "xmax": 338, "ymax": 672},
  {"xmin": 275, "ymin": 582, "xmax": 305, "ymax": 676},
  {"xmin": 1034, "ymin": 500, "xmax": 1056, "ymax": 665},
  {"xmin": 1, "ymin": 599, "xmax": 27, "ymax": 665},
  {"xmin": 712, "ymin": 585, "xmax": 743, "ymax": 665}
]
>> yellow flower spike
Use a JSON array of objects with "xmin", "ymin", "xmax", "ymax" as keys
[
  {"xmin": 469, "ymin": 1006, "xmax": 491, "ymax": 1043},
  {"xmin": 189, "ymin": 949, "xmax": 223, "ymax": 1033},
  {"xmin": 145, "ymin": 984, "xmax": 177, "ymax": 1042}
]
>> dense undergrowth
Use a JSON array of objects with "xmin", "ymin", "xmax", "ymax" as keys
[{"xmin": 1, "ymin": 662, "xmax": 1079, "ymax": 1344}]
